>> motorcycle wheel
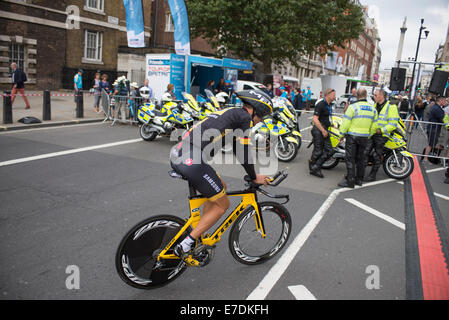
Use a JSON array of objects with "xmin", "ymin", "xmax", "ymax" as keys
[
  {"xmin": 274, "ymin": 138, "xmax": 298, "ymax": 162},
  {"xmin": 321, "ymin": 157, "xmax": 340, "ymax": 170},
  {"xmin": 140, "ymin": 124, "xmax": 158, "ymax": 141},
  {"xmin": 383, "ymin": 153, "xmax": 414, "ymax": 180}
]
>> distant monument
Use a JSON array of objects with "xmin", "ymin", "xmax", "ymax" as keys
[{"xmin": 396, "ymin": 17, "xmax": 407, "ymax": 67}]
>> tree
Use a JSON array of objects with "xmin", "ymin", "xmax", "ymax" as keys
[{"xmin": 185, "ymin": 0, "xmax": 364, "ymax": 74}]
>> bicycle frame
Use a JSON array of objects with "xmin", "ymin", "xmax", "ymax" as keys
[{"xmin": 157, "ymin": 189, "xmax": 266, "ymax": 262}]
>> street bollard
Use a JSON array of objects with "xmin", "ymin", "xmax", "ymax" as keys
[
  {"xmin": 43, "ymin": 90, "xmax": 51, "ymax": 121},
  {"xmin": 76, "ymin": 90, "xmax": 83, "ymax": 118},
  {"xmin": 3, "ymin": 90, "xmax": 12, "ymax": 124}
]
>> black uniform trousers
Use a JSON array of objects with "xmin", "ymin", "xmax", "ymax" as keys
[
  {"xmin": 345, "ymin": 135, "xmax": 369, "ymax": 182},
  {"xmin": 310, "ymin": 126, "xmax": 333, "ymax": 168},
  {"xmin": 364, "ymin": 134, "xmax": 388, "ymax": 176}
]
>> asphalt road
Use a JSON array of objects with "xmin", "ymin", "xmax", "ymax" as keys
[{"xmin": 0, "ymin": 119, "xmax": 448, "ymax": 300}]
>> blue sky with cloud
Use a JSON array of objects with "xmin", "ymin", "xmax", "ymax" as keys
[{"xmin": 360, "ymin": 0, "xmax": 449, "ymax": 70}]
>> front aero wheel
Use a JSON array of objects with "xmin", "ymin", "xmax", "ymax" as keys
[
  {"xmin": 228, "ymin": 202, "xmax": 292, "ymax": 265},
  {"xmin": 115, "ymin": 215, "xmax": 191, "ymax": 289}
]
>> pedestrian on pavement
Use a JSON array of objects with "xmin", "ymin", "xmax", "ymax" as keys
[
  {"xmin": 305, "ymin": 86, "xmax": 312, "ymax": 111},
  {"xmin": 74, "ymin": 69, "xmax": 83, "ymax": 112},
  {"xmin": 92, "ymin": 72, "xmax": 101, "ymax": 113},
  {"xmin": 364, "ymin": 89, "xmax": 405, "ymax": 182},
  {"xmin": 338, "ymin": 88, "xmax": 377, "ymax": 188},
  {"xmin": 422, "ymin": 96, "xmax": 448, "ymax": 163},
  {"xmin": 10, "ymin": 62, "xmax": 31, "ymax": 109},
  {"xmin": 99, "ymin": 74, "xmax": 111, "ymax": 93},
  {"xmin": 309, "ymin": 88, "xmax": 336, "ymax": 178}
]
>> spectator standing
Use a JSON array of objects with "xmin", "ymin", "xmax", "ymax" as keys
[
  {"xmin": 10, "ymin": 62, "xmax": 31, "ymax": 109},
  {"xmin": 206, "ymin": 80, "xmax": 215, "ymax": 94},
  {"xmin": 99, "ymin": 74, "xmax": 110, "ymax": 93},
  {"xmin": 92, "ymin": 72, "xmax": 102, "ymax": 113},
  {"xmin": 344, "ymin": 88, "xmax": 357, "ymax": 113},
  {"xmin": 423, "ymin": 96, "xmax": 447, "ymax": 162},
  {"xmin": 128, "ymin": 82, "xmax": 139, "ymax": 125},
  {"xmin": 215, "ymin": 78, "xmax": 226, "ymax": 93},
  {"xmin": 292, "ymin": 88, "xmax": 303, "ymax": 116},
  {"xmin": 280, "ymin": 86, "xmax": 288, "ymax": 99},
  {"xmin": 263, "ymin": 83, "xmax": 275, "ymax": 98},
  {"xmin": 112, "ymin": 76, "xmax": 130, "ymax": 124},
  {"xmin": 166, "ymin": 83, "xmax": 176, "ymax": 100},
  {"xmin": 399, "ymin": 95, "xmax": 409, "ymax": 119},
  {"xmin": 423, "ymin": 94, "xmax": 436, "ymax": 121},
  {"xmin": 305, "ymin": 86, "xmax": 312, "ymax": 110},
  {"xmin": 414, "ymin": 95, "xmax": 424, "ymax": 121},
  {"xmin": 74, "ymin": 69, "xmax": 83, "ymax": 112},
  {"xmin": 139, "ymin": 79, "xmax": 154, "ymax": 102}
]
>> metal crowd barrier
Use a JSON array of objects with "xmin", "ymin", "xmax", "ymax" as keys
[
  {"xmin": 100, "ymin": 90, "xmax": 150, "ymax": 126},
  {"xmin": 403, "ymin": 115, "xmax": 449, "ymax": 163}
]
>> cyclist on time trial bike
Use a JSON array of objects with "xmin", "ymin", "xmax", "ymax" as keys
[{"xmin": 170, "ymin": 90, "xmax": 274, "ymax": 257}]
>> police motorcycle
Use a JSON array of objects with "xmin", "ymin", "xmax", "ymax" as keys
[
  {"xmin": 273, "ymin": 96, "xmax": 301, "ymax": 137},
  {"xmin": 137, "ymin": 93, "xmax": 194, "ymax": 141},
  {"xmin": 252, "ymin": 106, "xmax": 302, "ymax": 162},
  {"xmin": 202, "ymin": 89, "xmax": 222, "ymax": 113},
  {"xmin": 319, "ymin": 117, "xmax": 414, "ymax": 180},
  {"xmin": 181, "ymin": 92, "xmax": 208, "ymax": 121}
]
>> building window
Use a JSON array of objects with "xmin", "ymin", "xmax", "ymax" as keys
[
  {"xmin": 165, "ymin": 13, "xmax": 175, "ymax": 32},
  {"xmin": 9, "ymin": 43, "xmax": 25, "ymax": 72},
  {"xmin": 85, "ymin": 0, "xmax": 104, "ymax": 12},
  {"xmin": 84, "ymin": 30, "xmax": 103, "ymax": 62}
]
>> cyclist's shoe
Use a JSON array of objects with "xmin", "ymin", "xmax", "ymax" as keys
[{"xmin": 173, "ymin": 243, "xmax": 191, "ymax": 259}]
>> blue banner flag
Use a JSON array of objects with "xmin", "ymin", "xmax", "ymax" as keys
[
  {"xmin": 123, "ymin": 0, "xmax": 145, "ymax": 48},
  {"xmin": 167, "ymin": 0, "xmax": 191, "ymax": 55}
]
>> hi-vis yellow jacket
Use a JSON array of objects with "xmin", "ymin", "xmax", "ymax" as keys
[
  {"xmin": 340, "ymin": 100, "xmax": 377, "ymax": 137},
  {"xmin": 371, "ymin": 100, "xmax": 406, "ymax": 137}
]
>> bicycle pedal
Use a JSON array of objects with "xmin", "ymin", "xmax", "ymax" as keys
[{"xmin": 185, "ymin": 255, "xmax": 200, "ymax": 267}]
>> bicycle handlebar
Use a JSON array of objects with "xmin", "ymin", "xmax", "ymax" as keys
[{"xmin": 244, "ymin": 169, "xmax": 288, "ymax": 188}]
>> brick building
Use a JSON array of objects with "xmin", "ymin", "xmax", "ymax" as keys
[{"xmin": 0, "ymin": 0, "xmax": 152, "ymax": 90}]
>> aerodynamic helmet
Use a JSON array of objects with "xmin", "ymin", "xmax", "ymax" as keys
[{"xmin": 235, "ymin": 90, "xmax": 273, "ymax": 118}]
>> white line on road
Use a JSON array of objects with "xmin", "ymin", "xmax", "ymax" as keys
[
  {"xmin": 246, "ymin": 177, "xmax": 398, "ymax": 300},
  {"xmin": 344, "ymin": 198, "xmax": 405, "ymax": 230},
  {"xmin": 247, "ymin": 188, "xmax": 342, "ymax": 300},
  {"xmin": 288, "ymin": 285, "xmax": 317, "ymax": 300},
  {"xmin": 0, "ymin": 138, "xmax": 143, "ymax": 167},
  {"xmin": 434, "ymin": 193, "xmax": 449, "ymax": 201}
]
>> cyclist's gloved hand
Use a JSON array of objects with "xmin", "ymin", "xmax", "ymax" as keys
[{"xmin": 254, "ymin": 174, "xmax": 272, "ymax": 186}]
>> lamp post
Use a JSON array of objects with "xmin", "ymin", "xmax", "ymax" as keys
[{"xmin": 410, "ymin": 19, "xmax": 429, "ymax": 107}]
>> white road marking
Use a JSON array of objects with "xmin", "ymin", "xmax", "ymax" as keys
[
  {"xmin": 344, "ymin": 198, "xmax": 405, "ymax": 230},
  {"xmin": 288, "ymin": 285, "xmax": 317, "ymax": 300},
  {"xmin": 246, "ymin": 177, "xmax": 398, "ymax": 300},
  {"xmin": 247, "ymin": 188, "xmax": 342, "ymax": 300},
  {"xmin": 434, "ymin": 193, "xmax": 449, "ymax": 201},
  {"xmin": 0, "ymin": 121, "xmax": 104, "ymax": 134},
  {"xmin": 0, "ymin": 138, "xmax": 143, "ymax": 167}
]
